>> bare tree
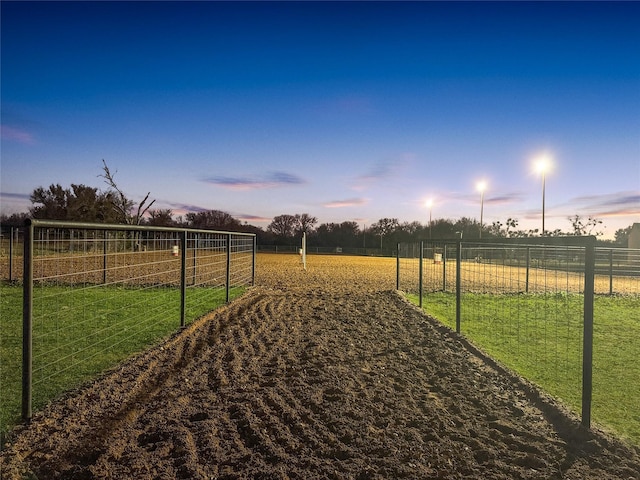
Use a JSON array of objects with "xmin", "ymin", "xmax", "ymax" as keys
[
  {"xmin": 370, "ymin": 218, "xmax": 399, "ymax": 249},
  {"xmin": 505, "ymin": 218, "xmax": 519, "ymax": 237},
  {"xmin": 185, "ymin": 210, "xmax": 242, "ymax": 230},
  {"xmin": 267, "ymin": 214, "xmax": 298, "ymax": 239},
  {"xmin": 29, "ymin": 183, "xmax": 116, "ymax": 222},
  {"xmin": 99, "ymin": 159, "xmax": 155, "ymax": 225},
  {"xmin": 29, "ymin": 184, "xmax": 69, "ymax": 220},
  {"xmin": 147, "ymin": 209, "xmax": 175, "ymax": 226},
  {"xmin": 294, "ymin": 213, "xmax": 318, "ymax": 235},
  {"xmin": 568, "ymin": 214, "xmax": 603, "ymax": 236}
]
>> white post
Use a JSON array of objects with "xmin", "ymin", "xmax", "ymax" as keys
[{"xmin": 301, "ymin": 232, "xmax": 307, "ymax": 270}]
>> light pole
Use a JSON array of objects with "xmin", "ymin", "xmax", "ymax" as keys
[
  {"xmin": 363, "ymin": 224, "xmax": 366, "ymax": 249},
  {"xmin": 476, "ymin": 180, "xmax": 487, "ymax": 239},
  {"xmin": 425, "ymin": 199, "xmax": 433, "ymax": 239},
  {"xmin": 535, "ymin": 155, "xmax": 551, "ymax": 236}
]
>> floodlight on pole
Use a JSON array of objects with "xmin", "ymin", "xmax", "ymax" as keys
[
  {"xmin": 534, "ymin": 155, "xmax": 552, "ymax": 236},
  {"xmin": 476, "ymin": 180, "xmax": 487, "ymax": 239},
  {"xmin": 425, "ymin": 199, "xmax": 433, "ymax": 239}
]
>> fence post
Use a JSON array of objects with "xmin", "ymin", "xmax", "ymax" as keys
[
  {"xmin": 9, "ymin": 226, "xmax": 14, "ymax": 282},
  {"xmin": 180, "ymin": 230, "xmax": 187, "ymax": 328},
  {"xmin": 608, "ymin": 249, "xmax": 613, "ymax": 295},
  {"xmin": 456, "ymin": 240, "xmax": 462, "ymax": 334},
  {"xmin": 226, "ymin": 233, "xmax": 232, "ymax": 303},
  {"xmin": 442, "ymin": 244, "xmax": 447, "ymax": 292},
  {"xmin": 581, "ymin": 237, "xmax": 596, "ymax": 429},
  {"xmin": 22, "ymin": 220, "xmax": 34, "ymax": 422},
  {"xmin": 103, "ymin": 231, "xmax": 108, "ymax": 284},
  {"xmin": 252, "ymin": 236, "xmax": 256, "ymax": 286},
  {"xmin": 418, "ymin": 241, "xmax": 424, "ymax": 308},
  {"xmin": 525, "ymin": 246, "xmax": 530, "ymax": 293},
  {"xmin": 192, "ymin": 233, "xmax": 198, "ymax": 286},
  {"xmin": 395, "ymin": 243, "xmax": 400, "ymax": 290}
]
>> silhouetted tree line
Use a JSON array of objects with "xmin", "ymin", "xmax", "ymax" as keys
[{"xmin": 0, "ymin": 161, "xmax": 632, "ymax": 247}]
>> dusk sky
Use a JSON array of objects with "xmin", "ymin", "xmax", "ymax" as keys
[{"xmin": 1, "ymin": 1, "xmax": 639, "ymax": 238}]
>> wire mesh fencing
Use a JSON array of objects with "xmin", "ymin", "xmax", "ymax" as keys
[
  {"xmin": 397, "ymin": 238, "xmax": 640, "ymax": 445},
  {"xmin": 1, "ymin": 220, "xmax": 255, "ymax": 434},
  {"xmin": 594, "ymin": 247, "xmax": 640, "ymax": 294},
  {"xmin": 398, "ymin": 240, "xmax": 458, "ymax": 298},
  {"xmin": 0, "ymin": 225, "xmax": 22, "ymax": 282}
]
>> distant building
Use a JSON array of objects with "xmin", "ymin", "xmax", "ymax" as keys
[{"xmin": 629, "ymin": 223, "xmax": 640, "ymax": 249}]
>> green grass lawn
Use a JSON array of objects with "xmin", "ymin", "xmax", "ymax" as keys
[
  {"xmin": 0, "ymin": 283, "xmax": 244, "ymax": 439},
  {"xmin": 408, "ymin": 292, "xmax": 640, "ymax": 446}
]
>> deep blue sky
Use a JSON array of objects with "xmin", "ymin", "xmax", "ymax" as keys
[{"xmin": 2, "ymin": 1, "xmax": 639, "ymax": 238}]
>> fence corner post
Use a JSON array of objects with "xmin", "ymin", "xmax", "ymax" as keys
[
  {"xmin": 22, "ymin": 219, "xmax": 34, "ymax": 423},
  {"xmin": 226, "ymin": 233, "xmax": 232, "ymax": 303},
  {"xmin": 419, "ymin": 241, "xmax": 424, "ymax": 308},
  {"xmin": 581, "ymin": 236, "xmax": 596, "ymax": 429},
  {"xmin": 456, "ymin": 240, "xmax": 462, "ymax": 334},
  {"xmin": 396, "ymin": 243, "xmax": 400, "ymax": 290},
  {"xmin": 180, "ymin": 230, "xmax": 187, "ymax": 328}
]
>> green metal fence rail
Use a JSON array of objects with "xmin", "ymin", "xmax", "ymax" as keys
[
  {"xmin": 14, "ymin": 219, "xmax": 256, "ymax": 424},
  {"xmin": 396, "ymin": 236, "xmax": 637, "ymax": 432}
]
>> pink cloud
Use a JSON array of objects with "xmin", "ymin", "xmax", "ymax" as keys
[
  {"xmin": 323, "ymin": 197, "xmax": 368, "ymax": 208},
  {"xmin": 1, "ymin": 125, "xmax": 35, "ymax": 144},
  {"xmin": 236, "ymin": 214, "xmax": 272, "ymax": 223}
]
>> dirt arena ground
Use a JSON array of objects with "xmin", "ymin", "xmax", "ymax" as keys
[{"xmin": 1, "ymin": 253, "xmax": 639, "ymax": 479}]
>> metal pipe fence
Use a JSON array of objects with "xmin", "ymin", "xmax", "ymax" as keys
[
  {"xmin": 0, "ymin": 225, "xmax": 23, "ymax": 282},
  {"xmin": 397, "ymin": 238, "xmax": 640, "ymax": 443},
  {"xmin": 1, "ymin": 220, "xmax": 255, "ymax": 431},
  {"xmin": 398, "ymin": 241, "xmax": 640, "ymax": 296},
  {"xmin": 255, "ymin": 244, "xmax": 390, "ymax": 256}
]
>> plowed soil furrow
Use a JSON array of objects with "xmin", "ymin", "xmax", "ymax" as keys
[{"xmin": 2, "ymin": 253, "xmax": 640, "ymax": 479}]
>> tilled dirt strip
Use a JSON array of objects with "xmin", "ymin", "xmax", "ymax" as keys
[{"xmin": 1, "ymin": 254, "xmax": 639, "ymax": 479}]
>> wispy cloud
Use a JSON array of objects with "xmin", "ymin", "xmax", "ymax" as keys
[
  {"xmin": 203, "ymin": 171, "xmax": 306, "ymax": 190},
  {"xmin": 359, "ymin": 164, "xmax": 391, "ymax": 183},
  {"xmin": 0, "ymin": 125, "xmax": 35, "ymax": 144},
  {"xmin": 567, "ymin": 191, "xmax": 640, "ymax": 218},
  {"xmin": 167, "ymin": 202, "xmax": 208, "ymax": 215},
  {"xmin": 236, "ymin": 213, "xmax": 272, "ymax": 223},
  {"xmin": 1, "ymin": 192, "xmax": 31, "ymax": 201},
  {"xmin": 485, "ymin": 193, "xmax": 524, "ymax": 206},
  {"xmin": 452, "ymin": 192, "xmax": 524, "ymax": 206},
  {"xmin": 323, "ymin": 197, "xmax": 369, "ymax": 208},
  {"xmin": 520, "ymin": 191, "xmax": 640, "ymax": 221},
  {"xmin": 0, "ymin": 192, "xmax": 31, "ymax": 215},
  {"xmin": 352, "ymin": 156, "xmax": 413, "ymax": 191}
]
